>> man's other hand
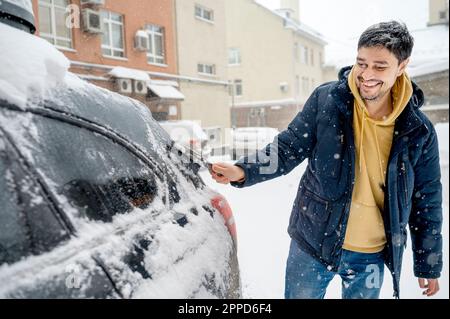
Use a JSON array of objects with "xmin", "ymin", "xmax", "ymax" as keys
[{"xmin": 418, "ymin": 278, "xmax": 440, "ymax": 297}]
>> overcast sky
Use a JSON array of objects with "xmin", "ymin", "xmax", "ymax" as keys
[{"xmin": 256, "ymin": 0, "xmax": 429, "ymax": 42}]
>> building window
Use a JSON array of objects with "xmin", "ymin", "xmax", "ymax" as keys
[
  {"xmin": 198, "ymin": 63, "xmax": 216, "ymax": 75},
  {"xmin": 439, "ymin": 10, "xmax": 448, "ymax": 20},
  {"xmin": 319, "ymin": 52, "xmax": 324, "ymax": 66},
  {"xmin": 294, "ymin": 43, "xmax": 299, "ymax": 62},
  {"xmin": 234, "ymin": 80, "xmax": 243, "ymax": 97},
  {"xmin": 302, "ymin": 77, "xmax": 309, "ymax": 94},
  {"xmin": 101, "ymin": 11, "xmax": 125, "ymax": 58},
  {"xmin": 295, "ymin": 75, "xmax": 300, "ymax": 97},
  {"xmin": 310, "ymin": 48, "xmax": 315, "ymax": 66},
  {"xmin": 300, "ymin": 45, "xmax": 309, "ymax": 65},
  {"xmin": 146, "ymin": 25, "xmax": 165, "ymax": 65},
  {"xmin": 195, "ymin": 5, "xmax": 214, "ymax": 22},
  {"xmin": 228, "ymin": 48, "xmax": 241, "ymax": 66},
  {"xmin": 38, "ymin": 0, "xmax": 72, "ymax": 49}
]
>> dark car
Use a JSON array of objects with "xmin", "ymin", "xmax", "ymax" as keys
[{"xmin": 0, "ymin": 3, "xmax": 240, "ymax": 299}]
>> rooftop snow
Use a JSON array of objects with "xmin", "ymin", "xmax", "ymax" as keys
[
  {"xmin": 325, "ymin": 24, "xmax": 449, "ymax": 76},
  {"xmin": 109, "ymin": 66, "xmax": 151, "ymax": 82},
  {"xmin": 0, "ymin": 22, "xmax": 70, "ymax": 108},
  {"xmin": 408, "ymin": 57, "xmax": 449, "ymax": 78},
  {"xmin": 232, "ymin": 98, "xmax": 297, "ymax": 108},
  {"xmin": 148, "ymin": 84, "xmax": 185, "ymax": 100}
]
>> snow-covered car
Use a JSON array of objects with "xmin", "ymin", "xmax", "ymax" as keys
[
  {"xmin": 159, "ymin": 120, "xmax": 212, "ymax": 160},
  {"xmin": 0, "ymin": 13, "xmax": 240, "ymax": 299},
  {"xmin": 231, "ymin": 127, "xmax": 280, "ymax": 160}
]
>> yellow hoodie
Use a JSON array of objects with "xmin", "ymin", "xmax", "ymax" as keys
[{"xmin": 343, "ymin": 67, "xmax": 413, "ymax": 253}]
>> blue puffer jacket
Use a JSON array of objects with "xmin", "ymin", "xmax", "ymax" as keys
[{"xmin": 232, "ymin": 66, "xmax": 443, "ymax": 298}]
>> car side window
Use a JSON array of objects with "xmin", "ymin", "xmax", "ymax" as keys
[
  {"xmin": 16, "ymin": 115, "xmax": 162, "ymax": 223},
  {"xmin": 0, "ymin": 134, "xmax": 70, "ymax": 265}
]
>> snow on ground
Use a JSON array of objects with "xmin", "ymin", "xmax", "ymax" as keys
[{"xmin": 201, "ymin": 122, "xmax": 449, "ymax": 299}]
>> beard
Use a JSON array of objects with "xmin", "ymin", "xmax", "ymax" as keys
[
  {"xmin": 357, "ymin": 78, "xmax": 387, "ymax": 102},
  {"xmin": 360, "ymin": 87, "xmax": 389, "ymax": 102}
]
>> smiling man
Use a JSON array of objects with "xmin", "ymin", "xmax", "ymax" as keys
[{"xmin": 210, "ymin": 21, "xmax": 443, "ymax": 299}]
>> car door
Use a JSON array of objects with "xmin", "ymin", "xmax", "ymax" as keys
[
  {"xmin": 0, "ymin": 125, "xmax": 120, "ymax": 299},
  {"xmin": 1, "ymin": 96, "xmax": 238, "ymax": 298}
]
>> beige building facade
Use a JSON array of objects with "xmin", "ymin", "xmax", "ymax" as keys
[
  {"xmin": 174, "ymin": 0, "xmax": 230, "ymax": 145},
  {"xmin": 428, "ymin": 0, "xmax": 449, "ymax": 26},
  {"xmin": 226, "ymin": 0, "xmax": 326, "ymax": 130}
]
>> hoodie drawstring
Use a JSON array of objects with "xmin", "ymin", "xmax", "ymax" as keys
[
  {"xmin": 359, "ymin": 109, "xmax": 387, "ymax": 186},
  {"xmin": 359, "ymin": 110, "xmax": 366, "ymax": 173},
  {"xmin": 373, "ymin": 125, "xmax": 385, "ymax": 187}
]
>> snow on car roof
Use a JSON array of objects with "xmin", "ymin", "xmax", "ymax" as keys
[{"xmin": 0, "ymin": 22, "xmax": 70, "ymax": 108}]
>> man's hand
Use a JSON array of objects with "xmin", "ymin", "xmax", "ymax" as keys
[
  {"xmin": 209, "ymin": 163, "xmax": 245, "ymax": 185},
  {"xmin": 418, "ymin": 278, "xmax": 440, "ymax": 297}
]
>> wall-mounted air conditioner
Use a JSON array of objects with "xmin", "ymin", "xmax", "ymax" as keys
[
  {"xmin": 135, "ymin": 30, "xmax": 150, "ymax": 51},
  {"xmin": 134, "ymin": 80, "xmax": 148, "ymax": 95},
  {"xmin": 280, "ymin": 82, "xmax": 289, "ymax": 92},
  {"xmin": 80, "ymin": 0, "xmax": 105, "ymax": 6},
  {"xmin": 117, "ymin": 79, "xmax": 133, "ymax": 94},
  {"xmin": 82, "ymin": 8, "xmax": 103, "ymax": 34}
]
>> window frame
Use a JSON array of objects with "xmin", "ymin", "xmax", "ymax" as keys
[
  {"xmin": 300, "ymin": 45, "xmax": 309, "ymax": 65},
  {"xmin": 38, "ymin": 0, "xmax": 73, "ymax": 49},
  {"xmin": 228, "ymin": 48, "xmax": 241, "ymax": 66},
  {"xmin": 146, "ymin": 24, "xmax": 166, "ymax": 65},
  {"xmin": 197, "ymin": 63, "xmax": 216, "ymax": 76},
  {"xmin": 195, "ymin": 4, "xmax": 214, "ymax": 23},
  {"xmin": 101, "ymin": 10, "xmax": 126, "ymax": 59},
  {"xmin": 234, "ymin": 79, "xmax": 243, "ymax": 97},
  {"xmin": 302, "ymin": 76, "xmax": 309, "ymax": 95}
]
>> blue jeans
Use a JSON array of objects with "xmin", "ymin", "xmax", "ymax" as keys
[{"xmin": 285, "ymin": 240, "xmax": 385, "ymax": 299}]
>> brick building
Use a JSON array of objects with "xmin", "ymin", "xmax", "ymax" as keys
[{"xmin": 31, "ymin": 0, "xmax": 184, "ymax": 120}]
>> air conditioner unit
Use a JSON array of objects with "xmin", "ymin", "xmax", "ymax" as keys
[
  {"xmin": 134, "ymin": 80, "xmax": 148, "ymax": 95},
  {"xmin": 280, "ymin": 82, "xmax": 289, "ymax": 92},
  {"xmin": 135, "ymin": 31, "xmax": 150, "ymax": 51},
  {"xmin": 117, "ymin": 79, "xmax": 133, "ymax": 94},
  {"xmin": 80, "ymin": 0, "xmax": 105, "ymax": 5},
  {"xmin": 82, "ymin": 9, "xmax": 103, "ymax": 34}
]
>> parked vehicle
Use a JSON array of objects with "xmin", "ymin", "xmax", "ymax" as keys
[
  {"xmin": 231, "ymin": 127, "xmax": 280, "ymax": 160},
  {"xmin": 0, "ymin": 5, "xmax": 240, "ymax": 299}
]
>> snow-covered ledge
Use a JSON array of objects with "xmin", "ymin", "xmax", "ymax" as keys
[{"xmin": 108, "ymin": 66, "xmax": 151, "ymax": 82}]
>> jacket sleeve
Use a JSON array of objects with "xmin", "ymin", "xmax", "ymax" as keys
[
  {"xmin": 409, "ymin": 124, "xmax": 443, "ymax": 279},
  {"xmin": 230, "ymin": 88, "xmax": 320, "ymax": 188}
]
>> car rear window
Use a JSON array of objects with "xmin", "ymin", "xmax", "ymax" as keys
[{"xmin": 6, "ymin": 114, "xmax": 164, "ymax": 224}]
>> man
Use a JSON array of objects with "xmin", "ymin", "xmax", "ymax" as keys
[{"xmin": 210, "ymin": 21, "xmax": 443, "ymax": 299}]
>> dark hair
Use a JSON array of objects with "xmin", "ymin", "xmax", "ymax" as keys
[{"xmin": 358, "ymin": 21, "xmax": 414, "ymax": 64}]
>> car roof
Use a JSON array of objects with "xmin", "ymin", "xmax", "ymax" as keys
[
  {"xmin": 0, "ymin": 23, "xmax": 173, "ymax": 161},
  {"xmin": 43, "ymin": 75, "xmax": 173, "ymax": 155}
]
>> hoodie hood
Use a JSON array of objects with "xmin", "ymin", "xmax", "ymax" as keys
[{"xmin": 348, "ymin": 66, "xmax": 414, "ymax": 126}]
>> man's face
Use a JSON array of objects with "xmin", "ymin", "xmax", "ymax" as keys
[{"xmin": 354, "ymin": 46, "xmax": 409, "ymax": 102}]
